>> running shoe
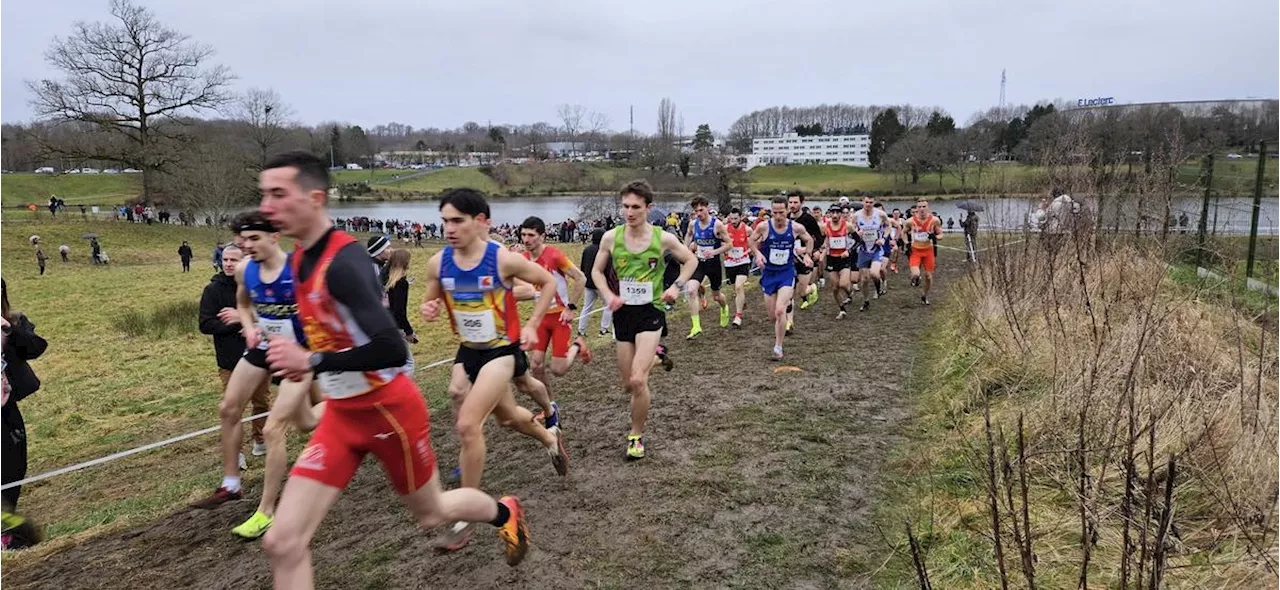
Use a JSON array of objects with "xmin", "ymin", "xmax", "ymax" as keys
[
  {"xmin": 599, "ymin": 328, "xmax": 610, "ymax": 337},
  {"xmin": 686, "ymin": 326, "xmax": 702, "ymax": 340},
  {"xmin": 921, "ymin": 296, "xmax": 930, "ymax": 306},
  {"xmin": 910, "ymin": 276, "xmax": 920, "ymax": 287},
  {"xmin": 656, "ymin": 344, "xmax": 675, "ymax": 371},
  {"xmin": 231, "ymin": 511, "xmax": 274, "ymax": 539},
  {"xmin": 837, "ymin": 310, "xmax": 847, "ymax": 320},
  {"xmin": 547, "ymin": 426, "xmax": 570, "ymax": 476},
  {"xmin": 1, "ymin": 511, "xmax": 41, "ymax": 550},
  {"xmin": 732, "ymin": 313, "xmax": 742, "ymax": 328},
  {"xmin": 538, "ymin": 401, "xmax": 561, "ymax": 430},
  {"xmin": 432, "ymin": 521, "xmax": 476, "ymax": 552},
  {"xmin": 860, "ymin": 301, "xmax": 870, "ymax": 312},
  {"xmin": 842, "ymin": 296, "xmax": 853, "ymax": 307},
  {"xmin": 625, "ymin": 435, "xmax": 646, "ymax": 460},
  {"xmin": 497, "ymin": 496, "xmax": 529, "ymax": 566},
  {"xmin": 663, "ymin": 303, "xmax": 673, "ymax": 312},
  {"xmin": 807, "ymin": 289, "xmax": 820, "ymax": 307},
  {"xmin": 251, "ymin": 442, "xmax": 268, "ymax": 457},
  {"xmin": 786, "ymin": 319, "xmax": 793, "ymax": 334},
  {"xmin": 575, "ymin": 336, "xmax": 593, "ymax": 365},
  {"xmin": 772, "ymin": 345, "xmax": 784, "ymax": 361},
  {"xmin": 190, "ymin": 486, "xmax": 242, "ymax": 509},
  {"xmin": 719, "ymin": 304, "xmax": 730, "ymax": 328},
  {"xmin": 799, "ymin": 295, "xmax": 813, "ymax": 310}
]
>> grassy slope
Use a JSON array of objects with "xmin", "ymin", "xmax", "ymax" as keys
[
  {"xmin": 0, "ymin": 217, "xmax": 589, "ymax": 544},
  {"xmin": 2, "ymin": 174, "xmax": 142, "ymax": 207}
]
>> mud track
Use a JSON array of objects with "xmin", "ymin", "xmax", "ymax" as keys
[{"xmin": 8, "ymin": 250, "xmax": 963, "ymax": 589}]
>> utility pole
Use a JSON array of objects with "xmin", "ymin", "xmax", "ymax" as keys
[
  {"xmin": 1246, "ymin": 140, "xmax": 1267, "ymax": 278},
  {"xmin": 1195, "ymin": 154, "xmax": 1213, "ymax": 268}
]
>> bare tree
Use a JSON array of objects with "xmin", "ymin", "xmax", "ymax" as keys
[
  {"xmin": 557, "ymin": 104, "xmax": 587, "ymax": 154},
  {"xmin": 657, "ymin": 98, "xmax": 678, "ymax": 142},
  {"xmin": 27, "ymin": 0, "xmax": 233, "ymax": 201},
  {"xmin": 586, "ymin": 111, "xmax": 610, "ymax": 151},
  {"xmin": 236, "ymin": 88, "xmax": 295, "ymax": 168}
]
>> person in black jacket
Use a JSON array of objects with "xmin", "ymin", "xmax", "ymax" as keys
[
  {"xmin": 0, "ymin": 275, "xmax": 48, "ymax": 514},
  {"xmin": 577, "ymin": 229, "xmax": 612, "ymax": 336},
  {"xmin": 382, "ymin": 249, "xmax": 416, "ymax": 344},
  {"xmin": 197, "ymin": 245, "xmax": 270, "ymax": 454},
  {"xmin": 178, "ymin": 241, "xmax": 194, "ymax": 272}
]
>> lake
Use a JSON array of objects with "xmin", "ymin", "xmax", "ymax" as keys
[{"xmin": 331, "ymin": 195, "xmax": 1279, "ymax": 235}]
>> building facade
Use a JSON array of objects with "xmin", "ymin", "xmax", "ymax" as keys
[{"xmin": 751, "ymin": 132, "xmax": 871, "ymax": 167}]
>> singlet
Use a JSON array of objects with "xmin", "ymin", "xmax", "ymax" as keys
[
  {"xmin": 762, "ymin": 221, "xmax": 796, "ymax": 269},
  {"xmin": 908, "ymin": 215, "xmax": 940, "ymax": 250},
  {"xmin": 854, "ymin": 210, "xmax": 885, "ymax": 252},
  {"xmin": 441, "ymin": 241, "xmax": 521, "ymax": 349},
  {"xmin": 823, "ymin": 218, "xmax": 850, "ymax": 257},
  {"xmin": 291, "ymin": 231, "xmax": 399, "ymax": 399},
  {"xmin": 691, "ymin": 217, "xmax": 721, "ymax": 260},
  {"xmin": 524, "ymin": 246, "xmax": 574, "ymax": 313},
  {"xmin": 243, "ymin": 254, "xmax": 305, "ymax": 350},
  {"xmin": 725, "ymin": 222, "xmax": 751, "ymax": 267},
  {"xmin": 611, "ymin": 226, "xmax": 665, "ymax": 309}
]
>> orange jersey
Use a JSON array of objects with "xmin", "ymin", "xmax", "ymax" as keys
[
  {"xmin": 907, "ymin": 215, "xmax": 941, "ymax": 250},
  {"xmin": 524, "ymin": 245, "xmax": 575, "ymax": 313}
]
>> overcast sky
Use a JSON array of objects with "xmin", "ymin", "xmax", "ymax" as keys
[{"xmin": 3, "ymin": 0, "xmax": 1277, "ymax": 133}]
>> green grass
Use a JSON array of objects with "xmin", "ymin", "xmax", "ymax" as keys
[
  {"xmin": 371, "ymin": 167, "xmax": 501, "ymax": 194},
  {"xmin": 2, "ymin": 173, "xmax": 141, "ymax": 207},
  {"xmin": 329, "ymin": 168, "xmax": 421, "ymax": 185},
  {"xmin": 746, "ymin": 163, "xmax": 1045, "ymax": 196}
]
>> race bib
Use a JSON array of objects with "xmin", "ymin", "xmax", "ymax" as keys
[
  {"xmin": 319, "ymin": 370, "xmax": 370, "ymax": 399},
  {"xmin": 728, "ymin": 247, "xmax": 745, "ymax": 259},
  {"xmin": 698, "ymin": 245, "xmax": 715, "ymax": 259},
  {"xmin": 769, "ymin": 248, "xmax": 791, "ymax": 265},
  {"xmin": 257, "ymin": 317, "xmax": 296, "ymax": 349},
  {"xmin": 828, "ymin": 236, "xmax": 847, "ymax": 250},
  {"xmin": 912, "ymin": 231, "xmax": 930, "ymax": 242},
  {"xmin": 454, "ymin": 310, "xmax": 498, "ymax": 343},
  {"xmin": 620, "ymin": 279, "xmax": 653, "ymax": 305}
]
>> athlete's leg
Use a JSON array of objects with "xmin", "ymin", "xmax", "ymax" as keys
[
  {"xmin": 249, "ymin": 378, "xmax": 270, "ymax": 447},
  {"xmin": 262, "ymin": 477, "xmax": 343, "ymax": 589},
  {"xmin": 403, "ymin": 470, "xmax": 501, "ymax": 528},
  {"xmin": 218, "ymin": 359, "xmax": 269, "ymax": 482},
  {"xmin": 734, "ymin": 274, "xmax": 748, "ymax": 316},
  {"xmin": 527, "ymin": 349, "xmax": 548, "ymax": 391},
  {"xmin": 455, "ymin": 359, "xmax": 512, "ymax": 489},
  {"xmin": 685, "ymin": 274, "xmax": 704, "ymax": 337},
  {"xmin": 870, "ymin": 260, "xmax": 884, "ymax": 296},
  {"xmin": 512, "ymin": 372, "xmax": 554, "ymax": 418},
  {"xmin": 627, "ymin": 331, "xmax": 661, "ymax": 436},
  {"xmin": 548, "ymin": 323, "xmax": 581, "ymax": 377},
  {"xmin": 491, "ymin": 385, "xmax": 558, "ymax": 449},
  {"xmin": 255, "ymin": 376, "xmax": 314, "ymax": 519},
  {"xmin": 773, "ymin": 286, "xmax": 794, "ymax": 349}
]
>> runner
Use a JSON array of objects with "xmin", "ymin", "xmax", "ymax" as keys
[
  {"xmin": 820, "ymin": 205, "xmax": 854, "ymax": 319},
  {"xmin": 723, "ymin": 208, "xmax": 753, "ymax": 327},
  {"xmin": 888, "ymin": 208, "xmax": 906, "ymax": 273},
  {"xmin": 590, "ymin": 180, "xmax": 696, "ymax": 460},
  {"xmin": 515, "ymin": 215, "xmax": 593, "ymax": 400},
  {"xmin": 904, "ymin": 198, "xmax": 943, "ymax": 305},
  {"xmin": 257, "ymin": 152, "xmax": 531, "ymax": 586},
  {"xmin": 787, "ymin": 192, "xmax": 823, "ymax": 314},
  {"xmin": 875, "ymin": 203, "xmax": 894, "ymax": 289},
  {"xmin": 192, "ymin": 212, "xmax": 317, "ymax": 521},
  {"xmin": 422, "ymin": 190, "xmax": 570, "ymax": 550},
  {"xmin": 682, "ymin": 196, "xmax": 731, "ymax": 338},
  {"xmin": 750, "ymin": 196, "xmax": 814, "ymax": 360},
  {"xmin": 851, "ymin": 196, "xmax": 887, "ymax": 312}
]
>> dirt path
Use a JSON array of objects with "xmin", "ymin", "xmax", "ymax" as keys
[{"xmin": 7, "ymin": 250, "xmax": 963, "ymax": 590}]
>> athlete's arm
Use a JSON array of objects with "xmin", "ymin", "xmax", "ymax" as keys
[
  {"xmin": 301, "ymin": 244, "xmax": 408, "ymax": 372},
  {"xmin": 591, "ymin": 230, "xmax": 618, "ymax": 305},
  {"xmin": 749, "ymin": 223, "xmax": 767, "ymax": 266},
  {"xmin": 234, "ymin": 264, "xmax": 260, "ymax": 349},
  {"xmin": 794, "ymin": 221, "xmax": 815, "ymax": 260},
  {"xmin": 499, "ymin": 247, "xmax": 557, "ymax": 349},
  {"xmin": 711, "ymin": 220, "xmax": 732, "ymax": 257},
  {"xmin": 420, "ymin": 252, "xmax": 446, "ymax": 321},
  {"xmin": 562, "ymin": 258, "xmax": 587, "ymax": 310}
]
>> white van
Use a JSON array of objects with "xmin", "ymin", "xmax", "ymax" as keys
[
  {"xmin": 35, "ymin": 167, "xmax": 55, "ymax": 174},
  {"xmin": 345, "ymin": 163, "xmax": 363, "ymax": 170}
]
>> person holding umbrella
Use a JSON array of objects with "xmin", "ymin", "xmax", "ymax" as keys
[{"xmin": 955, "ymin": 201, "xmax": 984, "ymax": 262}]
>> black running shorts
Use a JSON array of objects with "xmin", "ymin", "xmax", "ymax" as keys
[
  {"xmin": 455, "ymin": 343, "xmax": 529, "ymax": 384},
  {"xmin": 613, "ymin": 304, "xmax": 667, "ymax": 343},
  {"xmin": 690, "ymin": 258, "xmax": 723, "ymax": 290},
  {"xmin": 724, "ymin": 263, "xmax": 751, "ymax": 283}
]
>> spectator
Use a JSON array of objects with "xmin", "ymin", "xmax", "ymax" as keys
[
  {"xmin": 178, "ymin": 241, "xmax": 194, "ymax": 272},
  {"xmin": 79, "ymin": 204, "xmax": 87, "ymax": 220},
  {"xmin": 946, "ymin": 217, "xmax": 955, "ymax": 230},
  {"xmin": 1178, "ymin": 211, "xmax": 1189, "ymax": 233},
  {"xmin": 2, "ymin": 278, "xmax": 48, "ymax": 550},
  {"xmin": 34, "ymin": 243, "xmax": 46, "ymax": 277},
  {"xmin": 58, "ymin": 245, "xmax": 69, "ymax": 263},
  {"xmin": 196, "ymin": 245, "xmax": 269, "ymax": 455},
  {"xmin": 382, "ymin": 249, "xmax": 417, "ymax": 345},
  {"xmin": 578, "ymin": 229, "xmax": 613, "ymax": 336},
  {"xmin": 962, "ymin": 211, "xmax": 979, "ymax": 261},
  {"xmin": 212, "ymin": 242, "xmax": 224, "ymax": 271},
  {"xmin": 366, "ymin": 235, "xmax": 392, "ymax": 285},
  {"xmin": 90, "ymin": 238, "xmax": 103, "ymax": 264}
]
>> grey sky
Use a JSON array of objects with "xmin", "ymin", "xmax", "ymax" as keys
[{"xmin": 3, "ymin": 0, "xmax": 1277, "ymax": 133}]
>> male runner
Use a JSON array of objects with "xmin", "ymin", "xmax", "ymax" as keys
[
  {"xmin": 875, "ymin": 203, "xmax": 894, "ymax": 289},
  {"xmin": 422, "ymin": 192, "xmax": 570, "ymax": 550},
  {"xmin": 723, "ymin": 208, "xmax": 753, "ymax": 327},
  {"xmin": 515, "ymin": 215, "xmax": 593, "ymax": 399},
  {"xmin": 787, "ymin": 192, "xmax": 822, "ymax": 312},
  {"xmin": 820, "ymin": 205, "xmax": 853, "ymax": 319},
  {"xmin": 683, "ymin": 196, "xmax": 732, "ymax": 338},
  {"xmin": 888, "ymin": 208, "xmax": 906, "ymax": 272},
  {"xmin": 905, "ymin": 198, "xmax": 943, "ymax": 305},
  {"xmin": 258, "ymin": 152, "xmax": 531, "ymax": 587},
  {"xmin": 192, "ymin": 212, "xmax": 316, "ymax": 522},
  {"xmin": 851, "ymin": 196, "xmax": 887, "ymax": 312},
  {"xmin": 750, "ymin": 196, "xmax": 814, "ymax": 360},
  {"xmin": 591, "ymin": 180, "xmax": 696, "ymax": 460}
]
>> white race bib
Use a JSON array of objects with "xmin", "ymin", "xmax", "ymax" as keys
[
  {"xmin": 769, "ymin": 248, "xmax": 791, "ymax": 265},
  {"xmin": 698, "ymin": 245, "xmax": 714, "ymax": 259},
  {"xmin": 319, "ymin": 370, "xmax": 370, "ymax": 399},
  {"xmin": 728, "ymin": 247, "xmax": 745, "ymax": 260},
  {"xmin": 257, "ymin": 317, "xmax": 296, "ymax": 349},
  {"xmin": 912, "ymin": 231, "xmax": 930, "ymax": 242},
  {"xmin": 828, "ymin": 236, "xmax": 847, "ymax": 249},
  {"xmin": 620, "ymin": 279, "xmax": 653, "ymax": 305},
  {"xmin": 454, "ymin": 310, "xmax": 498, "ymax": 343}
]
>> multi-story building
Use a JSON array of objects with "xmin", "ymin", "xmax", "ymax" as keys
[{"xmin": 751, "ymin": 132, "xmax": 871, "ymax": 167}]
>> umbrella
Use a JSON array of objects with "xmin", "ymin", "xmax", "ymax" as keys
[
  {"xmin": 646, "ymin": 206, "xmax": 670, "ymax": 226},
  {"xmin": 81, "ymin": 233, "xmax": 99, "ymax": 239},
  {"xmin": 956, "ymin": 201, "xmax": 985, "ymax": 213}
]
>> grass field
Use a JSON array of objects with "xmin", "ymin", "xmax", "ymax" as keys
[
  {"xmin": 1, "ymin": 174, "xmax": 142, "ymax": 207},
  {"xmin": 0, "ymin": 217, "xmax": 589, "ymax": 546},
  {"xmin": 329, "ymin": 168, "xmax": 422, "ymax": 185},
  {"xmin": 371, "ymin": 166, "xmax": 502, "ymax": 194}
]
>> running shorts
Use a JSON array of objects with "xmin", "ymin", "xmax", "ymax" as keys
[
  {"xmin": 455, "ymin": 343, "xmax": 529, "ymax": 383},
  {"xmin": 613, "ymin": 303, "xmax": 667, "ymax": 343},
  {"xmin": 533, "ymin": 313, "xmax": 572, "ymax": 357},
  {"xmin": 793, "ymin": 258, "xmax": 813, "ymax": 275},
  {"xmin": 856, "ymin": 248, "xmax": 883, "ymax": 269},
  {"xmin": 290, "ymin": 374, "xmax": 436, "ymax": 495},
  {"xmin": 825, "ymin": 255, "xmax": 851, "ymax": 273},
  {"xmin": 881, "ymin": 242, "xmax": 893, "ymax": 258},
  {"xmin": 761, "ymin": 267, "xmax": 796, "ymax": 296},
  {"xmin": 909, "ymin": 247, "xmax": 937, "ymax": 272},
  {"xmin": 690, "ymin": 258, "xmax": 723, "ymax": 291},
  {"xmin": 725, "ymin": 262, "xmax": 751, "ymax": 283}
]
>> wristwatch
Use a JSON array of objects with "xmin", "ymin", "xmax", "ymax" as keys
[{"xmin": 567, "ymin": 303, "xmax": 578, "ymax": 310}]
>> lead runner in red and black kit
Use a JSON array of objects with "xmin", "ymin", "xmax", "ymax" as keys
[{"xmin": 257, "ymin": 151, "xmax": 529, "ymax": 589}]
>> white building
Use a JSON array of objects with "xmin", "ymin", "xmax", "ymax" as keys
[{"xmin": 751, "ymin": 132, "xmax": 871, "ymax": 167}]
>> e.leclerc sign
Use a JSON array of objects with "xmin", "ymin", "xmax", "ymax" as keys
[{"xmin": 1077, "ymin": 96, "xmax": 1116, "ymax": 107}]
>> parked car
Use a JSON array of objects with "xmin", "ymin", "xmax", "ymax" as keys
[
  {"xmin": 345, "ymin": 163, "xmax": 363, "ymax": 170},
  {"xmin": 103, "ymin": 168, "xmax": 120, "ymax": 174},
  {"xmin": 1226, "ymin": 153, "xmax": 1243, "ymax": 159},
  {"xmin": 122, "ymin": 168, "xmax": 141, "ymax": 173},
  {"xmin": 34, "ymin": 167, "xmax": 56, "ymax": 174},
  {"xmin": 82, "ymin": 168, "xmax": 100, "ymax": 174}
]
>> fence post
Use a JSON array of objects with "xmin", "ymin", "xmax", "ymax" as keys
[
  {"xmin": 1196, "ymin": 154, "xmax": 1214, "ymax": 268},
  {"xmin": 1246, "ymin": 141, "xmax": 1266, "ymax": 278}
]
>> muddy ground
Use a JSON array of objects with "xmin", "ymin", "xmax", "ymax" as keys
[{"xmin": 7, "ymin": 250, "xmax": 963, "ymax": 589}]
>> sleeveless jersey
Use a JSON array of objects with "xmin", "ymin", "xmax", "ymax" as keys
[
  {"xmin": 292, "ymin": 231, "xmax": 399, "ymax": 400},
  {"xmin": 762, "ymin": 221, "xmax": 796, "ymax": 269},
  {"xmin": 908, "ymin": 215, "xmax": 940, "ymax": 250},
  {"xmin": 524, "ymin": 246, "xmax": 573, "ymax": 313},
  {"xmin": 691, "ymin": 217, "xmax": 721, "ymax": 260},
  {"xmin": 823, "ymin": 218, "xmax": 851, "ymax": 257},
  {"xmin": 441, "ymin": 241, "xmax": 521, "ymax": 349},
  {"xmin": 854, "ymin": 210, "xmax": 885, "ymax": 253},
  {"xmin": 725, "ymin": 221, "xmax": 751, "ymax": 267},
  {"xmin": 243, "ymin": 254, "xmax": 305, "ymax": 349},
  {"xmin": 611, "ymin": 226, "xmax": 665, "ymax": 309}
]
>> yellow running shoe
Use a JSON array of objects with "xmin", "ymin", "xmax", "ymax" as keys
[
  {"xmin": 719, "ymin": 304, "xmax": 730, "ymax": 327},
  {"xmin": 231, "ymin": 510, "xmax": 273, "ymax": 539},
  {"xmin": 625, "ymin": 434, "xmax": 646, "ymax": 460},
  {"xmin": 686, "ymin": 326, "xmax": 702, "ymax": 340}
]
